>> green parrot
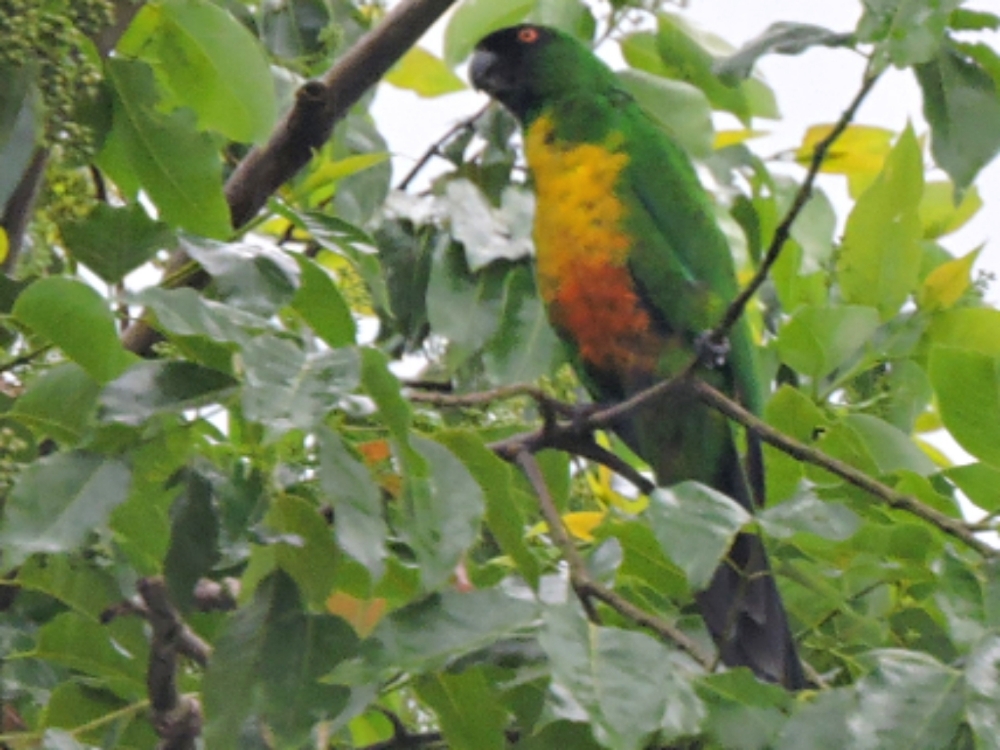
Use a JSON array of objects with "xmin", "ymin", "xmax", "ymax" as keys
[{"xmin": 470, "ymin": 24, "xmax": 805, "ymax": 689}]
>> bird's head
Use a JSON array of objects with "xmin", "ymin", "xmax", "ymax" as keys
[{"xmin": 470, "ymin": 25, "xmax": 618, "ymax": 124}]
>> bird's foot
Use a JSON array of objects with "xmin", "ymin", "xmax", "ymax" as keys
[{"xmin": 695, "ymin": 331, "xmax": 730, "ymax": 369}]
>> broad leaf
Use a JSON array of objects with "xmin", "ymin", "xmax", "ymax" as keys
[
  {"xmin": 776, "ymin": 305, "xmax": 880, "ymax": 380},
  {"xmin": 443, "ymin": 0, "xmax": 534, "ymax": 65},
  {"xmin": 715, "ymin": 22, "xmax": 853, "ymax": 80},
  {"xmin": 59, "ymin": 203, "xmax": 174, "ymax": 284},
  {"xmin": 837, "ymin": 127, "xmax": 923, "ymax": 319},
  {"xmin": 385, "ymin": 47, "xmax": 466, "ymax": 97},
  {"xmin": 646, "ymin": 481, "xmax": 751, "ymax": 590},
  {"xmin": 13, "ymin": 277, "xmax": 138, "ymax": 384},
  {"xmin": 100, "ymin": 361, "xmax": 238, "ymax": 425},
  {"xmin": 0, "ymin": 452, "xmax": 131, "ymax": 567},
  {"xmin": 118, "ymin": 0, "xmax": 277, "ymax": 142},
  {"xmin": 929, "ymin": 345, "xmax": 1000, "ymax": 467}
]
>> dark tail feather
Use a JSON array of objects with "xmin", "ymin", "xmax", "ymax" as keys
[{"xmin": 695, "ymin": 530, "xmax": 806, "ymax": 689}]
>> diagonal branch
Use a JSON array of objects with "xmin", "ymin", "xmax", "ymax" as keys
[
  {"xmin": 120, "ymin": 0, "xmax": 459, "ymax": 355},
  {"xmin": 710, "ymin": 64, "xmax": 882, "ymax": 341},
  {"xmin": 692, "ymin": 379, "xmax": 998, "ymax": 558},
  {"xmin": 514, "ymin": 449, "xmax": 714, "ymax": 667}
]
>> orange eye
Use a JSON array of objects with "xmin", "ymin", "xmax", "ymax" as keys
[{"xmin": 518, "ymin": 27, "xmax": 540, "ymax": 44}]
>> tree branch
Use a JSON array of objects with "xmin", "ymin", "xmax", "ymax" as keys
[
  {"xmin": 396, "ymin": 103, "xmax": 489, "ymax": 191},
  {"xmin": 691, "ymin": 379, "xmax": 998, "ymax": 558},
  {"xmin": 514, "ymin": 449, "xmax": 714, "ymax": 667},
  {"xmin": 120, "ymin": 0, "xmax": 459, "ymax": 356},
  {"xmin": 710, "ymin": 64, "xmax": 882, "ymax": 341}
]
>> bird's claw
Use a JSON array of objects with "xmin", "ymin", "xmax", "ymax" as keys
[{"xmin": 696, "ymin": 331, "xmax": 730, "ymax": 368}]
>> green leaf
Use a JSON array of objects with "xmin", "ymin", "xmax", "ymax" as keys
[
  {"xmin": 443, "ymin": 0, "xmax": 534, "ymax": 65},
  {"xmin": 13, "ymin": 277, "xmax": 138, "ymax": 384},
  {"xmin": 858, "ymin": 0, "xmax": 959, "ymax": 67},
  {"xmin": 163, "ymin": 467, "xmax": 220, "ymax": 610},
  {"xmin": 291, "ymin": 255, "xmax": 356, "ymax": 348},
  {"xmin": 118, "ymin": 0, "xmax": 277, "ymax": 142},
  {"xmin": 774, "ymin": 688, "xmax": 855, "ymax": 750},
  {"xmin": 264, "ymin": 495, "xmax": 340, "ymax": 611},
  {"xmin": 426, "ymin": 242, "xmax": 505, "ymax": 364},
  {"xmin": 850, "ymin": 650, "xmax": 964, "ymax": 749},
  {"xmin": 12, "ymin": 363, "xmax": 100, "ymax": 443},
  {"xmin": 34, "ymin": 613, "xmax": 148, "ymax": 701},
  {"xmin": 99, "ymin": 58, "xmax": 230, "ymax": 237},
  {"xmin": 844, "ymin": 413, "xmax": 936, "ymax": 475},
  {"xmin": 646, "ymin": 481, "xmax": 751, "ymax": 590},
  {"xmin": 837, "ymin": 126, "xmax": 924, "ymax": 319},
  {"xmin": 966, "ymin": 634, "xmax": 1000, "ymax": 750},
  {"xmin": 385, "ymin": 47, "xmax": 466, "ymax": 97},
  {"xmin": 328, "ymin": 589, "xmax": 538, "ymax": 685},
  {"xmin": 915, "ymin": 44, "xmax": 1000, "ymax": 189},
  {"xmin": 539, "ymin": 604, "xmax": 706, "ymax": 750},
  {"xmin": 698, "ymin": 669, "xmax": 791, "ymax": 750},
  {"xmin": 59, "ymin": 203, "xmax": 175, "ymax": 284},
  {"xmin": 714, "ymin": 22, "xmax": 853, "ymax": 80},
  {"xmin": 17, "ymin": 555, "xmax": 121, "ymax": 620},
  {"xmin": 0, "ymin": 452, "xmax": 131, "ymax": 567},
  {"xmin": 414, "ymin": 670, "xmax": 507, "ymax": 750},
  {"xmin": 400, "ymin": 436, "xmax": 485, "ymax": 590},
  {"xmin": 444, "ymin": 180, "xmax": 534, "ymax": 271},
  {"xmin": 529, "ymin": 0, "xmax": 596, "ymax": 39},
  {"xmin": 318, "ymin": 428, "xmax": 387, "ymax": 581},
  {"xmin": 758, "ymin": 491, "xmax": 860, "ymax": 541},
  {"xmin": 762, "ymin": 385, "xmax": 826, "ymax": 503},
  {"xmin": 100, "ymin": 361, "xmax": 238, "ymax": 425},
  {"xmin": 943, "ymin": 463, "xmax": 1000, "ymax": 512},
  {"xmin": 360, "ymin": 347, "xmax": 413, "ymax": 447},
  {"xmin": 203, "ymin": 572, "xmax": 356, "ymax": 750},
  {"xmin": 919, "ymin": 181, "xmax": 982, "ymax": 238},
  {"xmin": 136, "ymin": 286, "xmax": 271, "ymax": 345},
  {"xmin": 776, "ymin": 305, "xmax": 880, "ymax": 381},
  {"xmin": 482, "ymin": 266, "xmax": 562, "ymax": 386},
  {"xmin": 929, "ymin": 345, "xmax": 1000, "ymax": 467},
  {"xmin": 434, "ymin": 430, "xmax": 540, "ymax": 588},
  {"xmin": 182, "ymin": 237, "xmax": 299, "ymax": 316},
  {"xmin": 240, "ymin": 336, "xmax": 359, "ymax": 436},
  {"xmin": 0, "ymin": 64, "xmax": 41, "ymax": 211},
  {"xmin": 617, "ymin": 69, "xmax": 714, "ymax": 157},
  {"xmin": 927, "ymin": 306, "xmax": 1000, "ymax": 355}
]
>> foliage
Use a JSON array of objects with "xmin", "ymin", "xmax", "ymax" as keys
[{"xmin": 1, "ymin": 0, "xmax": 1000, "ymax": 748}]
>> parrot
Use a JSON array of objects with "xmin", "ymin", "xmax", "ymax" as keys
[{"xmin": 470, "ymin": 24, "xmax": 806, "ymax": 689}]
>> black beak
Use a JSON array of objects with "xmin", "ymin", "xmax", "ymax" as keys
[{"xmin": 469, "ymin": 48, "xmax": 503, "ymax": 94}]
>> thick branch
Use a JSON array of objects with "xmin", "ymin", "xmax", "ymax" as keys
[
  {"xmin": 692, "ymin": 380, "xmax": 998, "ymax": 558},
  {"xmin": 121, "ymin": 0, "xmax": 458, "ymax": 355},
  {"xmin": 137, "ymin": 577, "xmax": 206, "ymax": 750}
]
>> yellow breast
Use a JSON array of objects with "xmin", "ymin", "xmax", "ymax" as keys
[{"xmin": 524, "ymin": 116, "xmax": 658, "ymax": 372}]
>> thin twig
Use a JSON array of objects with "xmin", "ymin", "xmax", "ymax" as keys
[
  {"xmin": 396, "ymin": 103, "xmax": 490, "ymax": 191},
  {"xmin": 692, "ymin": 379, "xmax": 997, "ymax": 558},
  {"xmin": 514, "ymin": 449, "xmax": 714, "ymax": 667},
  {"xmin": 711, "ymin": 65, "xmax": 881, "ymax": 340}
]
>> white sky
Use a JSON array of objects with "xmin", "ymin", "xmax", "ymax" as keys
[{"xmin": 371, "ymin": 0, "xmax": 1000, "ymax": 300}]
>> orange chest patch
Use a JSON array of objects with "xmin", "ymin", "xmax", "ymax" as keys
[{"xmin": 525, "ymin": 116, "xmax": 659, "ymax": 372}]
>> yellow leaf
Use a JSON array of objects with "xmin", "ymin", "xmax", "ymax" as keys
[
  {"xmin": 914, "ymin": 437, "xmax": 953, "ymax": 469},
  {"xmin": 914, "ymin": 409, "xmax": 943, "ymax": 433},
  {"xmin": 796, "ymin": 124, "xmax": 894, "ymax": 176},
  {"xmin": 562, "ymin": 511, "xmax": 606, "ymax": 542},
  {"xmin": 918, "ymin": 247, "xmax": 981, "ymax": 311},
  {"xmin": 919, "ymin": 182, "xmax": 983, "ymax": 239},
  {"xmin": 713, "ymin": 129, "xmax": 768, "ymax": 149},
  {"xmin": 586, "ymin": 463, "xmax": 647, "ymax": 514},
  {"xmin": 326, "ymin": 591, "xmax": 387, "ymax": 637},
  {"xmin": 294, "ymin": 152, "xmax": 389, "ymax": 200},
  {"xmin": 0, "ymin": 227, "xmax": 7, "ymax": 265},
  {"xmin": 385, "ymin": 47, "xmax": 466, "ymax": 98}
]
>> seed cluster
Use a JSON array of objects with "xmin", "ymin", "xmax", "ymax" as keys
[{"xmin": 0, "ymin": 0, "xmax": 115, "ymax": 158}]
